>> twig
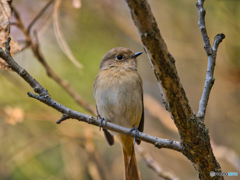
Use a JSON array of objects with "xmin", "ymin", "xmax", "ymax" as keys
[
  {"xmin": 12, "ymin": 6, "xmax": 96, "ymax": 115},
  {"xmin": 125, "ymin": 0, "xmax": 223, "ymax": 179},
  {"xmin": 196, "ymin": 0, "xmax": 212, "ymax": 56},
  {"xmin": 136, "ymin": 146, "xmax": 179, "ymax": 180},
  {"xmin": 84, "ymin": 128, "xmax": 111, "ymax": 180},
  {"xmin": 0, "ymin": 38, "xmax": 182, "ymax": 153},
  {"xmin": 27, "ymin": 0, "xmax": 54, "ymax": 33},
  {"xmin": 35, "ymin": 4, "xmax": 54, "ymax": 39},
  {"xmin": 196, "ymin": 0, "xmax": 225, "ymax": 121}
]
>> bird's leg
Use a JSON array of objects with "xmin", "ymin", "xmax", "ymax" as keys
[
  {"xmin": 97, "ymin": 113, "xmax": 107, "ymax": 131},
  {"xmin": 129, "ymin": 126, "xmax": 140, "ymax": 145}
]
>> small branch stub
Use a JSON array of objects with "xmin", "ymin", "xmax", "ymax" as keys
[
  {"xmin": 57, "ymin": 114, "xmax": 70, "ymax": 124},
  {"xmin": 213, "ymin": 33, "xmax": 225, "ymax": 51},
  {"xmin": 5, "ymin": 37, "xmax": 11, "ymax": 55}
]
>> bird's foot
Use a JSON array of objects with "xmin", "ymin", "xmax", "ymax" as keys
[
  {"xmin": 129, "ymin": 126, "xmax": 140, "ymax": 145},
  {"xmin": 97, "ymin": 114, "xmax": 107, "ymax": 131}
]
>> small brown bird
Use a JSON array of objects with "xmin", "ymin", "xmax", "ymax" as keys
[{"xmin": 94, "ymin": 47, "xmax": 144, "ymax": 180}]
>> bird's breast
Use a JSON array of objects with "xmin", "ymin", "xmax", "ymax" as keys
[{"xmin": 94, "ymin": 68, "xmax": 142, "ymax": 128}]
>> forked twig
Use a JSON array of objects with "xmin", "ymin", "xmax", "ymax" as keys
[{"xmin": 196, "ymin": 0, "xmax": 225, "ymax": 121}]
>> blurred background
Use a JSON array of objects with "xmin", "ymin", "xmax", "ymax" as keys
[{"xmin": 0, "ymin": 0, "xmax": 239, "ymax": 179}]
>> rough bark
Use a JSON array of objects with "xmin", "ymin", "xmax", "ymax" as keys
[{"xmin": 125, "ymin": 0, "xmax": 223, "ymax": 179}]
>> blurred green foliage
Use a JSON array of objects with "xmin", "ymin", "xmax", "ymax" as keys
[{"xmin": 0, "ymin": 0, "xmax": 240, "ymax": 180}]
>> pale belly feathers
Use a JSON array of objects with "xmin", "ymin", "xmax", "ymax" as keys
[{"xmin": 94, "ymin": 68, "xmax": 142, "ymax": 130}]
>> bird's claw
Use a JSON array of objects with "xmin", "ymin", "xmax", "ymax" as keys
[
  {"xmin": 129, "ymin": 126, "xmax": 140, "ymax": 145},
  {"xmin": 97, "ymin": 114, "xmax": 101, "ymax": 119},
  {"xmin": 97, "ymin": 114, "xmax": 107, "ymax": 131}
]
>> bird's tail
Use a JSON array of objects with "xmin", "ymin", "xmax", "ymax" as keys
[{"xmin": 122, "ymin": 146, "xmax": 141, "ymax": 180}]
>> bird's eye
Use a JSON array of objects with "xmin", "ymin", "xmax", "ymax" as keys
[{"xmin": 116, "ymin": 55, "xmax": 123, "ymax": 60}]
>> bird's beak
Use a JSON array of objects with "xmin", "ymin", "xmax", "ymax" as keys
[{"xmin": 131, "ymin": 52, "xmax": 143, "ymax": 58}]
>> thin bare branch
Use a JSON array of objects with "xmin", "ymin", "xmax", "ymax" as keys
[
  {"xmin": 136, "ymin": 146, "xmax": 179, "ymax": 180},
  {"xmin": 0, "ymin": 39, "xmax": 182, "ymax": 153},
  {"xmin": 36, "ymin": 5, "xmax": 54, "ymax": 39},
  {"xmin": 212, "ymin": 34, "xmax": 225, "ymax": 52},
  {"xmin": 84, "ymin": 128, "xmax": 111, "ymax": 180},
  {"xmin": 196, "ymin": 0, "xmax": 212, "ymax": 56},
  {"xmin": 27, "ymin": 0, "xmax": 54, "ymax": 33},
  {"xmin": 12, "ymin": 6, "xmax": 96, "ymax": 115},
  {"xmin": 196, "ymin": 0, "xmax": 225, "ymax": 121}
]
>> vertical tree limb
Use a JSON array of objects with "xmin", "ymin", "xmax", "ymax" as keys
[{"xmin": 125, "ymin": 0, "xmax": 224, "ymax": 179}]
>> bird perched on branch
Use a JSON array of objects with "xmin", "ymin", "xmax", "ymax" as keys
[{"xmin": 94, "ymin": 47, "xmax": 144, "ymax": 180}]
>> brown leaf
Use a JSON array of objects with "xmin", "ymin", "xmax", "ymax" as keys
[
  {"xmin": 0, "ymin": 58, "xmax": 10, "ymax": 70},
  {"xmin": 8, "ymin": 34, "xmax": 21, "ymax": 53},
  {"xmin": 0, "ymin": 34, "xmax": 21, "ymax": 70},
  {"xmin": 0, "ymin": 1, "xmax": 21, "ymax": 70},
  {"xmin": 0, "ymin": 0, "xmax": 11, "ymax": 30}
]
